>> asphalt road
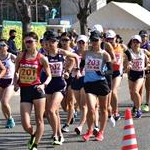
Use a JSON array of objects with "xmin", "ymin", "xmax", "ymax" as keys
[{"xmin": 0, "ymin": 74, "xmax": 150, "ymax": 150}]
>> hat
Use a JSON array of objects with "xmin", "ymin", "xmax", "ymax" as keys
[
  {"xmin": 91, "ymin": 24, "xmax": 103, "ymax": 33},
  {"xmin": 105, "ymin": 30, "xmax": 116, "ymax": 38},
  {"xmin": 77, "ymin": 35, "xmax": 88, "ymax": 43},
  {"xmin": 139, "ymin": 30, "xmax": 148, "ymax": 36},
  {"xmin": 90, "ymin": 31, "xmax": 101, "ymax": 40},
  {"xmin": 0, "ymin": 41, "xmax": 7, "ymax": 45},
  {"xmin": 43, "ymin": 30, "xmax": 58, "ymax": 41},
  {"xmin": 131, "ymin": 35, "xmax": 142, "ymax": 43}
]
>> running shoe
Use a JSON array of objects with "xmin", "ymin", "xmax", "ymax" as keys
[
  {"xmin": 28, "ymin": 134, "xmax": 35, "ymax": 150},
  {"xmin": 132, "ymin": 106, "xmax": 136, "ymax": 113},
  {"xmin": 52, "ymin": 137, "xmax": 61, "ymax": 145},
  {"xmin": 134, "ymin": 110, "xmax": 142, "ymax": 118},
  {"xmin": 5, "ymin": 118, "xmax": 15, "ymax": 128},
  {"xmin": 114, "ymin": 114, "xmax": 121, "ymax": 121},
  {"xmin": 82, "ymin": 130, "xmax": 93, "ymax": 141},
  {"xmin": 74, "ymin": 126, "xmax": 82, "ymax": 135},
  {"xmin": 29, "ymin": 144, "xmax": 37, "ymax": 150},
  {"xmin": 141, "ymin": 104, "xmax": 149, "ymax": 112},
  {"xmin": 93, "ymin": 126, "xmax": 99, "ymax": 136},
  {"xmin": 61, "ymin": 124, "xmax": 69, "ymax": 133},
  {"xmin": 109, "ymin": 116, "xmax": 116, "ymax": 127},
  {"xmin": 95, "ymin": 131, "xmax": 104, "ymax": 141},
  {"xmin": 58, "ymin": 136, "xmax": 65, "ymax": 145}
]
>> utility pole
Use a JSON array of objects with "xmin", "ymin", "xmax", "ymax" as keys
[
  {"xmin": 0, "ymin": 0, "xmax": 3, "ymax": 23},
  {"xmin": 35, "ymin": 0, "xmax": 38, "ymax": 22}
]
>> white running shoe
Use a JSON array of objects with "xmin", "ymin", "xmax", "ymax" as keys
[
  {"xmin": 109, "ymin": 116, "xmax": 116, "ymax": 127},
  {"xmin": 74, "ymin": 126, "xmax": 82, "ymax": 135}
]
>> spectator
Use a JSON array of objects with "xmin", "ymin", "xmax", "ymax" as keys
[{"xmin": 7, "ymin": 29, "xmax": 18, "ymax": 55}]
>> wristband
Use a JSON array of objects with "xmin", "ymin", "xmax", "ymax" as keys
[{"xmin": 75, "ymin": 67, "xmax": 80, "ymax": 71}]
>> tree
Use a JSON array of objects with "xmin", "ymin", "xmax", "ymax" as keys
[
  {"xmin": 12, "ymin": 0, "xmax": 32, "ymax": 38},
  {"xmin": 6, "ymin": 0, "xmax": 60, "ymax": 37},
  {"xmin": 4, "ymin": 0, "xmax": 60, "ymax": 48},
  {"xmin": 72, "ymin": 0, "xmax": 93, "ymax": 35}
]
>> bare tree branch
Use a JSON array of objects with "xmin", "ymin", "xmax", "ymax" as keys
[
  {"xmin": 72, "ymin": 0, "xmax": 93, "ymax": 34},
  {"xmin": 72, "ymin": 0, "xmax": 80, "ymax": 11}
]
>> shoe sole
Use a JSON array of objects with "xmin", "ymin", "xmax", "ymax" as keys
[
  {"xmin": 5, "ymin": 125, "xmax": 15, "ymax": 128},
  {"xmin": 82, "ymin": 136, "xmax": 89, "ymax": 141},
  {"xmin": 53, "ymin": 141, "xmax": 62, "ymax": 145},
  {"xmin": 142, "ymin": 110, "xmax": 149, "ymax": 113},
  {"xmin": 95, "ymin": 137, "xmax": 104, "ymax": 141},
  {"xmin": 61, "ymin": 129, "xmax": 69, "ymax": 133},
  {"xmin": 135, "ymin": 116, "xmax": 142, "ymax": 119}
]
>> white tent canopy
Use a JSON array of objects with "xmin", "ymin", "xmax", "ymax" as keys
[
  {"xmin": 87, "ymin": 1, "xmax": 150, "ymax": 30},
  {"xmin": 72, "ymin": 1, "xmax": 150, "ymax": 43}
]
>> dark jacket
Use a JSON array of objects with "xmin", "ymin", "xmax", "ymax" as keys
[{"xmin": 7, "ymin": 38, "xmax": 18, "ymax": 55}]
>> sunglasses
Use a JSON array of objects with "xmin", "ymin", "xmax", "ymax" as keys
[
  {"xmin": 0, "ymin": 44, "xmax": 6, "ymax": 48},
  {"xmin": 61, "ymin": 38, "xmax": 70, "ymax": 42},
  {"xmin": 25, "ymin": 40, "xmax": 36, "ymax": 44}
]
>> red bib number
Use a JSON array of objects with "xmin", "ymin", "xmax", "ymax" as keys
[{"xmin": 19, "ymin": 68, "xmax": 37, "ymax": 83}]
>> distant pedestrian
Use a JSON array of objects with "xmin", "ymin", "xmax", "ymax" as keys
[{"xmin": 7, "ymin": 29, "xmax": 18, "ymax": 55}]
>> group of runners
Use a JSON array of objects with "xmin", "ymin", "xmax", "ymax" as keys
[{"xmin": 0, "ymin": 24, "xmax": 150, "ymax": 150}]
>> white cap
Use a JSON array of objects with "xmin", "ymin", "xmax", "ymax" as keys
[
  {"xmin": 77, "ymin": 35, "xmax": 88, "ymax": 43},
  {"xmin": 131, "ymin": 35, "xmax": 142, "ymax": 43},
  {"xmin": 91, "ymin": 24, "xmax": 103, "ymax": 33},
  {"xmin": 105, "ymin": 30, "xmax": 116, "ymax": 38}
]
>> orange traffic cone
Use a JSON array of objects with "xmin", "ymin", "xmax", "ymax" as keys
[{"xmin": 121, "ymin": 108, "xmax": 138, "ymax": 150}]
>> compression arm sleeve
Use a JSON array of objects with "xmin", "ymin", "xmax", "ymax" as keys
[{"xmin": 124, "ymin": 50, "xmax": 132, "ymax": 61}]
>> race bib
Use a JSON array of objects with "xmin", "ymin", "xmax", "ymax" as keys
[
  {"xmin": 49, "ymin": 62, "xmax": 63, "ymax": 77},
  {"xmin": 19, "ymin": 68, "xmax": 37, "ymax": 83},
  {"xmin": 115, "ymin": 53, "xmax": 122, "ymax": 64},
  {"xmin": 4, "ymin": 67, "xmax": 10, "ymax": 76},
  {"xmin": 2, "ymin": 62, "xmax": 10, "ymax": 77},
  {"xmin": 132, "ymin": 59, "xmax": 143, "ymax": 71},
  {"xmin": 85, "ymin": 57, "xmax": 102, "ymax": 71}
]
